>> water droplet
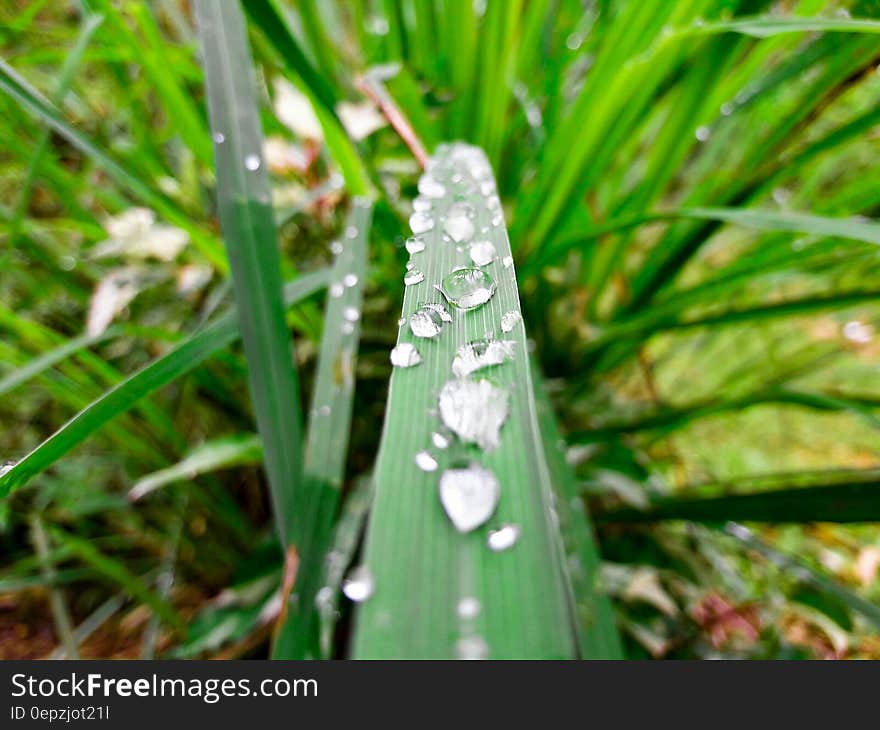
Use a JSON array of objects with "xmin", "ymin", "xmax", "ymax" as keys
[
  {"xmin": 319, "ymin": 405, "xmax": 331, "ymax": 416},
  {"xmin": 843, "ymin": 320, "xmax": 873, "ymax": 344},
  {"xmin": 456, "ymin": 635, "xmax": 489, "ymax": 660},
  {"xmin": 438, "ymin": 268, "xmax": 497, "ymax": 310},
  {"xmin": 438, "ymin": 379, "xmax": 509, "ymax": 450},
  {"xmin": 404, "ymin": 269, "xmax": 425, "ymax": 286},
  {"xmin": 343, "ymin": 273, "xmax": 359, "ymax": 288},
  {"xmin": 390, "ymin": 342, "xmax": 422, "ymax": 368},
  {"xmin": 425, "ymin": 303, "xmax": 452, "ymax": 322},
  {"xmin": 244, "ymin": 154, "xmax": 261, "ymax": 171},
  {"xmin": 695, "ymin": 125, "xmax": 711, "ymax": 142},
  {"xmin": 345, "ymin": 225, "xmax": 358, "ymax": 239},
  {"xmin": 487, "ymin": 523, "xmax": 521, "ymax": 552},
  {"xmin": 342, "ymin": 565, "xmax": 375, "ymax": 602},
  {"xmin": 409, "ymin": 211, "xmax": 435, "ymax": 234},
  {"xmin": 409, "ymin": 305, "xmax": 445, "ymax": 338},
  {"xmin": 451, "ymin": 339, "xmax": 516, "ymax": 377},
  {"xmin": 457, "ymin": 597, "xmax": 481, "ymax": 620},
  {"xmin": 439, "ymin": 463, "xmax": 500, "ymax": 532},
  {"xmin": 415, "ymin": 450, "xmax": 438, "ymax": 472},
  {"xmin": 500, "ymin": 310, "xmax": 522, "ymax": 333},
  {"xmin": 418, "ymin": 175, "xmax": 446, "ymax": 198},
  {"xmin": 444, "ymin": 206, "xmax": 475, "ymax": 243},
  {"xmin": 412, "ymin": 197, "xmax": 432, "ymax": 212},
  {"xmin": 330, "ymin": 241, "xmax": 344, "ymax": 255},
  {"xmin": 490, "ymin": 213, "xmax": 503, "ymax": 227},
  {"xmin": 405, "ymin": 236, "xmax": 426, "ymax": 255},
  {"xmin": 479, "ymin": 180, "xmax": 496, "ymax": 196},
  {"xmin": 330, "ymin": 283, "xmax": 344, "ymax": 298},
  {"xmin": 502, "ymin": 256, "xmax": 514, "ymax": 269},
  {"xmin": 397, "ymin": 316, "xmax": 407, "ymax": 327},
  {"xmin": 720, "ymin": 102, "xmax": 733, "ymax": 116},
  {"xmin": 0, "ymin": 460, "xmax": 15, "ymax": 477},
  {"xmin": 469, "ymin": 240, "xmax": 496, "ymax": 266},
  {"xmin": 213, "ymin": 132, "xmax": 225, "ymax": 144},
  {"xmin": 431, "ymin": 431, "xmax": 450, "ymax": 449},
  {"xmin": 343, "ymin": 306, "xmax": 360, "ymax": 322},
  {"xmin": 315, "ymin": 586, "xmax": 334, "ymax": 612}
]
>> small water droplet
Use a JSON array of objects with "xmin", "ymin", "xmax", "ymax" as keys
[
  {"xmin": 0, "ymin": 460, "xmax": 15, "ymax": 477},
  {"xmin": 418, "ymin": 175, "xmax": 446, "ymax": 198},
  {"xmin": 490, "ymin": 213, "xmax": 503, "ymax": 227},
  {"xmin": 390, "ymin": 342, "xmax": 422, "ymax": 367},
  {"xmin": 319, "ymin": 405, "xmax": 331, "ymax": 416},
  {"xmin": 502, "ymin": 256, "xmax": 514, "ymax": 269},
  {"xmin": 438, "ymin": 379, "xmax": 509, "ymax": 450},
  {"xmin": 330, "ymin": 241, "xmax": 344, "ymax": 255},
  {"xmin": 405, "ymin": 236, "xmax": 426, "ymax": 254},
  {"xmin": 444, "ymin": 205, "xmax": 475, "ymax": 243},
  {"xmin": 397, "ymin": 316, "xmax": 407, "ymax": 326},
  {"xmin": 500, "ymin": 310, "xmax": 522, "ymax": 332},
  {"xmin": 342, "ymin": 322, "xmax": 355, "ymax": 334},
  {"xmin": 345, "ymin": 225, "xmax": 358, "ymax": 239},
  {"xmin": 479, "ymin": 180, "xmax": 496, "ymax": 196},
  {"xmin": 343, "ymin": 273, "xmax": 359, "ymax": 288},
  {"xmin": 409, "ymin": 305, "xmax": 445, "ymax": 338},
  {"xmin": 431, "ymin": 431, "xmax": 450, "ymax": 449},
  {"xmin": 487, "ymin": 523, "xmax": 521, "ymax": 552},
  {"xmin": 457, "ymin": 597, "xmax": 481, "ymax": 620},
  {"xmin": 404, "ymin": 269, "xmax": 425, "ymax": 286},
  {"xmin": 439, "ymin": 268, "xmax": 497, "ymax": 310},
  {"xmin": 409, "ymin": 211, "xmax": 435, "ymax": 234},
  {"xmin": 451, "ymin": 339, "xmax": 516, "ymax": 377},
  {"xmin": 720, "ymin": 102, "xmax": 733, "ymax": 116},
  {"xmin": 695, "ymin": 125, "xmax": 711, "ymax": 142},
  {"xmin": 469, "ymin": 241, "xmax": 496, "ymax": 267},
  {"xmin": 244, "ymin": 154, "xmax": 261, "ymax": 171},
  {"xmin": 456, "ymin": 635, "xmax": 489, "ymax": 660},
  {"xmin": 343, "ymin": 306, "xmax": 360, "ymax": 322},
  {"xmin": 342, "ymin": 565, "xmax": 375, "ymax": 602},
  {"xmin": 439, "ymin": 463, "xmax": 500, "ymax": 532},
  {"xmin": 843, "ymin": 320, "xmax": 873, "ymax": 344},
  {"xmin": 412, "ymin": 197, "xmax": 432, "ymax": 212},
  {"xmin": 213, "ymin": 132, "xmax": 225, "ymax": 144},
  {"xmin": 330, "ymin": 283, "xmax": 344, "ymax": 298},
  {"xmin": 415, "ymin": 450, "xmax": 438, "ymax": 471}
]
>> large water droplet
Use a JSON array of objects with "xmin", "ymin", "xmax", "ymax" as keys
[
  {"xmin": 418, "ymin": 175, "xmax": 446, "ymax": 198},
  {"xmin": 404, "ymin": 269, "xmax": 425, "ymax": 286},
  {"xmin": 244, "ymin": 154, "xmax": 261, "ymax": 171},
  {"xmin": 439, "ymin": 379, "xmax": 509, "ymax": 450},
  {"xmin": 500, "ymin": 310, "xmax": 522, "ymax": 333},
  {"xmin": 405, "ymin": 236, "xmax": 426, "ymax": 254},
  {"xmin": 414, "ymin": 450, "xmax": 438, "ymax": 472},
  {"xmin": 456, "ymin": 635, "xmax": 490, "ymax": 660},
  {"xmin": 342, "ymin": 565, "xmax": 375, "ymax": 602},
  {"xmin": 438, "ymin": 463, "xmax": 500, "ymax": 532},
  {"xmin": 409, "ymin": 305, "xmax": 446, "ymax": 338},
  {"xmin": 390, "ymin": 342, "xmax": 422, "ymax": 368},
  {"xmin": 439, "ymin": 268, "xmax": 497, "ymax": 310},
  {"xmin": 457, "ymin": 597, "xmax": 481, "ymax": 620},
  {"xmin": 487, "ymin": 523, "xmax": 521, "ymax": 552},
  {"xmin": 444, "ymin": 205, "xmax": 475, "ymax": 243},
  {"xmin": 451, "ymin": 339, "xmax": 516, "ymax": 377},
  {"xmin": 469, "ymin": 241, "xmax": 496, "ymax": 267},
  {"xmin": 410, "ymin": 211, "xmax": 435, "ymax": 234}
]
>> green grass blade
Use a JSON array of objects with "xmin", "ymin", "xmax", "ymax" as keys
[
  {"xmin": 692, "ymin": 15, "xmax": 880, "ymax": 38},
  {"xmin": 49, "ymin": 527, "xmax": 185, "ymax": 631},
  {"xmin": 534, "ymin": 372, "xmax": 623, "ymax": 659},
  {"xmin": 273, "ymin": 198, "xmax": 373, "ymax": 658},
  {"xmin": 0, "ymin": 271, "xmax": 327, "ymax": 499},
  {"xmin": 599, "ymin": 480, "xmax": 880, "ymax": 525},
  {"xmin": 129, "ymin": 434, "xmax": 263, "ymax": 501},
  {"xmin": 195, "ymin": 0, "xmax": 306, "ymax": 548},
  {"xmin": 352, "ymin": 143, "xmax": 578, "ymax": 659}
]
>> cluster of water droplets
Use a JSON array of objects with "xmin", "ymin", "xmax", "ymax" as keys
[{"xmin": 354, "ymin": 145, "xmax": 529, "ymax": 657}]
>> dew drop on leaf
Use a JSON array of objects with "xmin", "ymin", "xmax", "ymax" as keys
[
  {"xmin": 456, "ymin": 635, "xmax": 490, "ymax": 660},
  {"xmin": 244, "ymin": 154, "xmax": 261, "ymax": 171},
  {"xmin": 487, "ymin": 524, "xmax": 521, "ymax": 552},
  {"xmin": 342, "ymin": 565, "xmax": 375, "ymax": 602},
  {"xmin": 414, "ymin": 450, "xmax": 438, "ymax": 472},
  {"xmin": 409, "ymin": 211, "xmax": 435, "ymax": 234},
  {"xmin": 457, "ymin": 597, "xmax": 481, "ymax": 620},
  {"xmin": 451, "ymin": 339, "xmax": 516, "ymax": 377},
  {"xmin": 438, "ymin": 463, "xmax": 500, "ymax": 532},
  {"xmin": 404, "ymin": 269, "xmax": 425, "ymax": 286},
  {"xmin": 469, "ymin": 240, "xmax": 496, "ymax": 266},
  {"xmin": 390, "ymin": 343, "xmax": 422, "ymax": 368},
  {"xmin": 438, "ymin": 379, "xmax": 509, "ymax": 450},
  {"xmin": 500, "ymin": 310, "xmax": 522, "ymax": 333},
  {"xmin": 438, "ymin": 268, "xmax": 497, "ymax": 310},
  {"xmin": 405, "ymin": 236, "xmax": 426, "ymax": 254}
]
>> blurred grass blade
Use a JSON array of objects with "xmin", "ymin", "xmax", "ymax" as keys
[
  {"xmin": 722, "ymin": 523, "xmax": 880, "ymax": 630},
  {"xmin": 0, "ymin": 271, "xmax": 327, "ymax": 499},
  {"xmin": 598, "ymin": 479, "xmax": 880, "ymax": 525},
  {"xmin": 353, "ymin": 144, "xmax": 578, "ymax": 659},
  {"xmin": 196, "ymin": 0, "xmax": 307, "ymax": 548},
  {"xmin": 534, "ymin": 373, "xmax": 623, "ymax": 659},
  {"xmin": 273, "ymin": 199, "xmax": 373, "ymax": 658},
  {"xmin": 50, "ymin": 527, "xmax": 184, "ymax": 631},
  {"xmin": 694, "ymin": 15, "xmax": 880, "ymax": 38},
  {"xmin": 30, "ymin": 514, "xmax": 78, "ymax": 659},
  {"xmin": 51, "ymin": 593, "xmax": 126, "ymax": 659},
  {"xmin": 129, "ymin": 434, "xmax": 263, "ymax": 501},
  {"xmin": 0, "ymin": 57, "xmax": 224, "ymax": 269}
]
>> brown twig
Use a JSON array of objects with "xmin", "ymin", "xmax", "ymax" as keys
[
  {"xmin": 272, "ymin": 545, "xmax": 300, "ymax": 641},
  {"xmin": 356, "ymin": 73, "xmax": 428, "ymax": 169}
]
